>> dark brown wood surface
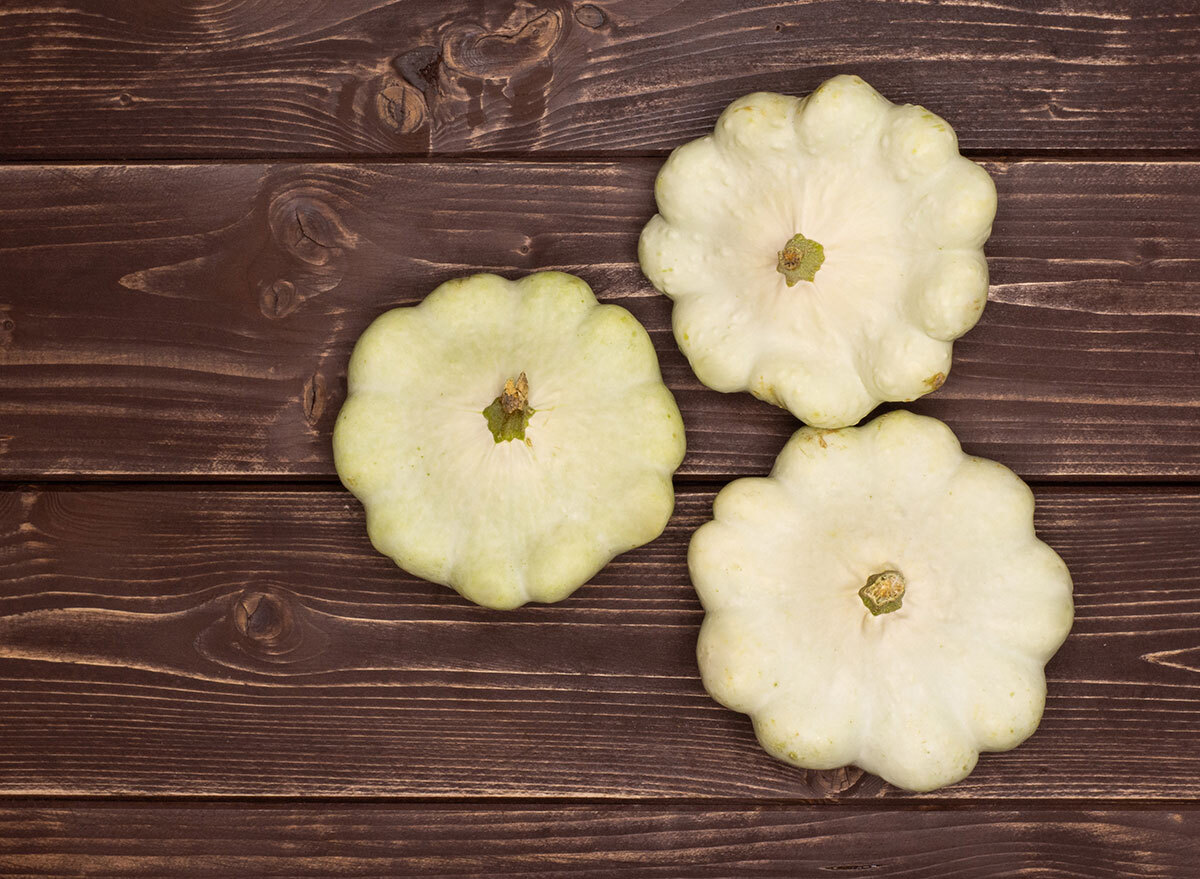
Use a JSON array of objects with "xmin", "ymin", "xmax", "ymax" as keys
[
  {"xmin": 2, "ymin": 485, "xmax": 1197, "ymax": 800},
  {"xmin": 2, "ymin": 1, "xmax": 1199, "ymax": 159},
  {"xmin": 2, "ymin": 0, "xmax": 1199, "ymax": 874},
  {"xmin": 2, "ymin": 159, "xmax": 1197, "ymax": 479},
  {"xmin": 2, "ymin": 803, "xmax": 1197, "ymax": 878}
]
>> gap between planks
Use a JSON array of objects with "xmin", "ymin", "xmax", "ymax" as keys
[
  {"xmin": 2, "ymin": 478, "xmax": 1200, "ymax": 490},
  {"xmin": 1, "ymin": 795, "xmax": 1200, "ymax": 811},
  {"xmin": 3, "ymin": 150, "xmax": 1200, "ymax": 168}
]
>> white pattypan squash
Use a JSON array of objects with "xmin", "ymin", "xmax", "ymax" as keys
[
  {"xmin": 690, "ymin": 410, "xmax": 1073, "ymax": 792},
  {"xmin": 640, "ymin": 75, "xmax": 997, "ymax": 428},
  {"xmin": 334, "ymin": 272, "xmax": 686, "ymax": 610}
]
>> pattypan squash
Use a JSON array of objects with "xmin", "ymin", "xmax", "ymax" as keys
[
  {"xmin": 690, "ymin": 410, "xmax": 1073, "ymax": 792},
  {"xmin": 640, "ymin": 74, "xmax": 997, "ymax": 428},
  {"xmin": 334, "ymin": 272, "xmax": 686, "ymax": 610}
]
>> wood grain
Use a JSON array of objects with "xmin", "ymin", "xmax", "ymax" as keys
[
  {"xmin": 2, "ymin": 1, "xmax": 1199, "ymax": 159},
  {"xmin": 1, "ymin": 802, "xmax": 1197, "ymax": 878},
  {"xmin": 1, "ymin": 160, "xmax": 1197, "ymax": 480},
  {"xmin": 1, "ymin": 485, "xmax": 1198, "ymax": 799},
  {"xmin": 3, "ymin": 0, "xmax": 1198, "ymax": 867}
]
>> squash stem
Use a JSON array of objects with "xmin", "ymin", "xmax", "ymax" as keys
[
  {"xmin": 859, "ymin": 569, "xmax": 905, "ymax": 616},
  {"xmin": 483, "ymin": 372, "xmax": 535, "ymax": 444},
  {"xmin": 776, "ymin": 233, "xmax": 825, "ymax": 286}
]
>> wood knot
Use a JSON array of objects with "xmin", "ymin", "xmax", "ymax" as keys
[
  {"xmin": 574, "ymin": 4, "xmax": 605, "ymax": 27},
  {"xmin": 258, "ymin": 279, "xmax": 298, "ymax": 319},
  {"xmin": 441, "ymin": 4, "xmax": 564, "ymax": 80},
  {"xmin": 115, "ymin": 92, "xmax": 134, "ymax": 107},
  {"xmin": 256, "ymin": 182, "xmax": 355, "ymax": 303},
  {"xmin": 231, "ymin": 589, "xmax": 299, "ymax": 656},
  {"xmin": 376, "ymin": 81, "xmax": 428, "ymax": 133},
  {"xmin": 268, "ymin": 190, "xmax": 357, "ymax": 267},
  {"xmin": 803, "ymin": 766, "xmax": 871, "ymax": 797},
  {"xmin": 302, "ymin": 372, "xmax": 327, "ymax": 425},
  {"xmin": 395, "ymin": 45, "xmax": 442, "ymax": 91},
  {"xmin": 0, "ymin": 312, "xmax": 13, "ymax": 347},
  {"xmin": 198, "ymin": 585, "xmax": 332, "ymax": 671}
]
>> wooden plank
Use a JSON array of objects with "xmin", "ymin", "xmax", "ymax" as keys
[
  {"xmin": 1, "ymin": 160, "xmax": 1197, "ymax": 480},
  {"xmin": 1, "ymin": 802, "xmax": 1197, "ymax": 878},
  {"xmin": 1, "ymin": 1, "xmax": 1198, "ymax": 159},
  {"xmin": 1, "ymin": 485, "xmax": 1197, "ymax": 799}
]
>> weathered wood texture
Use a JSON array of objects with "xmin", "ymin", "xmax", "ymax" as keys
[
  {"xmin": 2, "ymin": 1, "xmax": 1199, "ymax": 159},
  {"xmin": 2, "ymin": 485, "xmax": 1197, "ymax": 799},
  {"xmin": 3, "ymin": 0, "xmax": 1199, "ymax": 870},
  {"xmin": 2, "ymin": 803, "xmax": 1197, "ymax": 878},
  {"xmin": 2, "ymin": 160, "xmax": 1197, "ymax": 480}
]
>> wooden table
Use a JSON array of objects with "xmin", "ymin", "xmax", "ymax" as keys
[{"xmin": 1, "ymin": 2, "xmax": 1198, "ymax": 875}]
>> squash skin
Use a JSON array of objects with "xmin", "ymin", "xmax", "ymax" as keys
[
  {"xmin": 334, "ymin": 272, "xmax": 686, "ymax": 610},
  {"xmin": 690, "ymin": 410, "xmax": 1073, "ymax": 792},
  {"xmin": 640, "ymin": 75, "xmax": 997, "ymax": 428}
]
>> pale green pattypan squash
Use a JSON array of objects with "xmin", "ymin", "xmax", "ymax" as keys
[
  {"xmin": 691, "ymin": 410, "xmax": 1073, "ymax": 792},
  {"xmin": 640, "ymin": 75, "xmax": 997, "ymax": 428},
  {"xmin": 334, "ymin": 272, "xmax": 686, "ymax": 610}
]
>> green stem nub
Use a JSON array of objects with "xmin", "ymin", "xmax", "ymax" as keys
[
  {"xmin": 483, "ymin": 372, "xmax": 535, "ymax": 444},
  {"xmin": 776, "ymin": 233, "xmax": 825, "ymax": 286},
  {"xmin": 859, "ymin": 570, "xmax": 906, "ymax": 616}
]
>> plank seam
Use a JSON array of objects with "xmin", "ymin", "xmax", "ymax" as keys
[
  {"xmin": 3, "ymin": 478, "xmax": 1200, "ymax": 491},
  {"xmin": 3, "ymin": 151, "xmax": 1200, "ymax": 168},
  {"xmin": 0, "ymin": 795, "xmax": 1197, "ymax": 811}
]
